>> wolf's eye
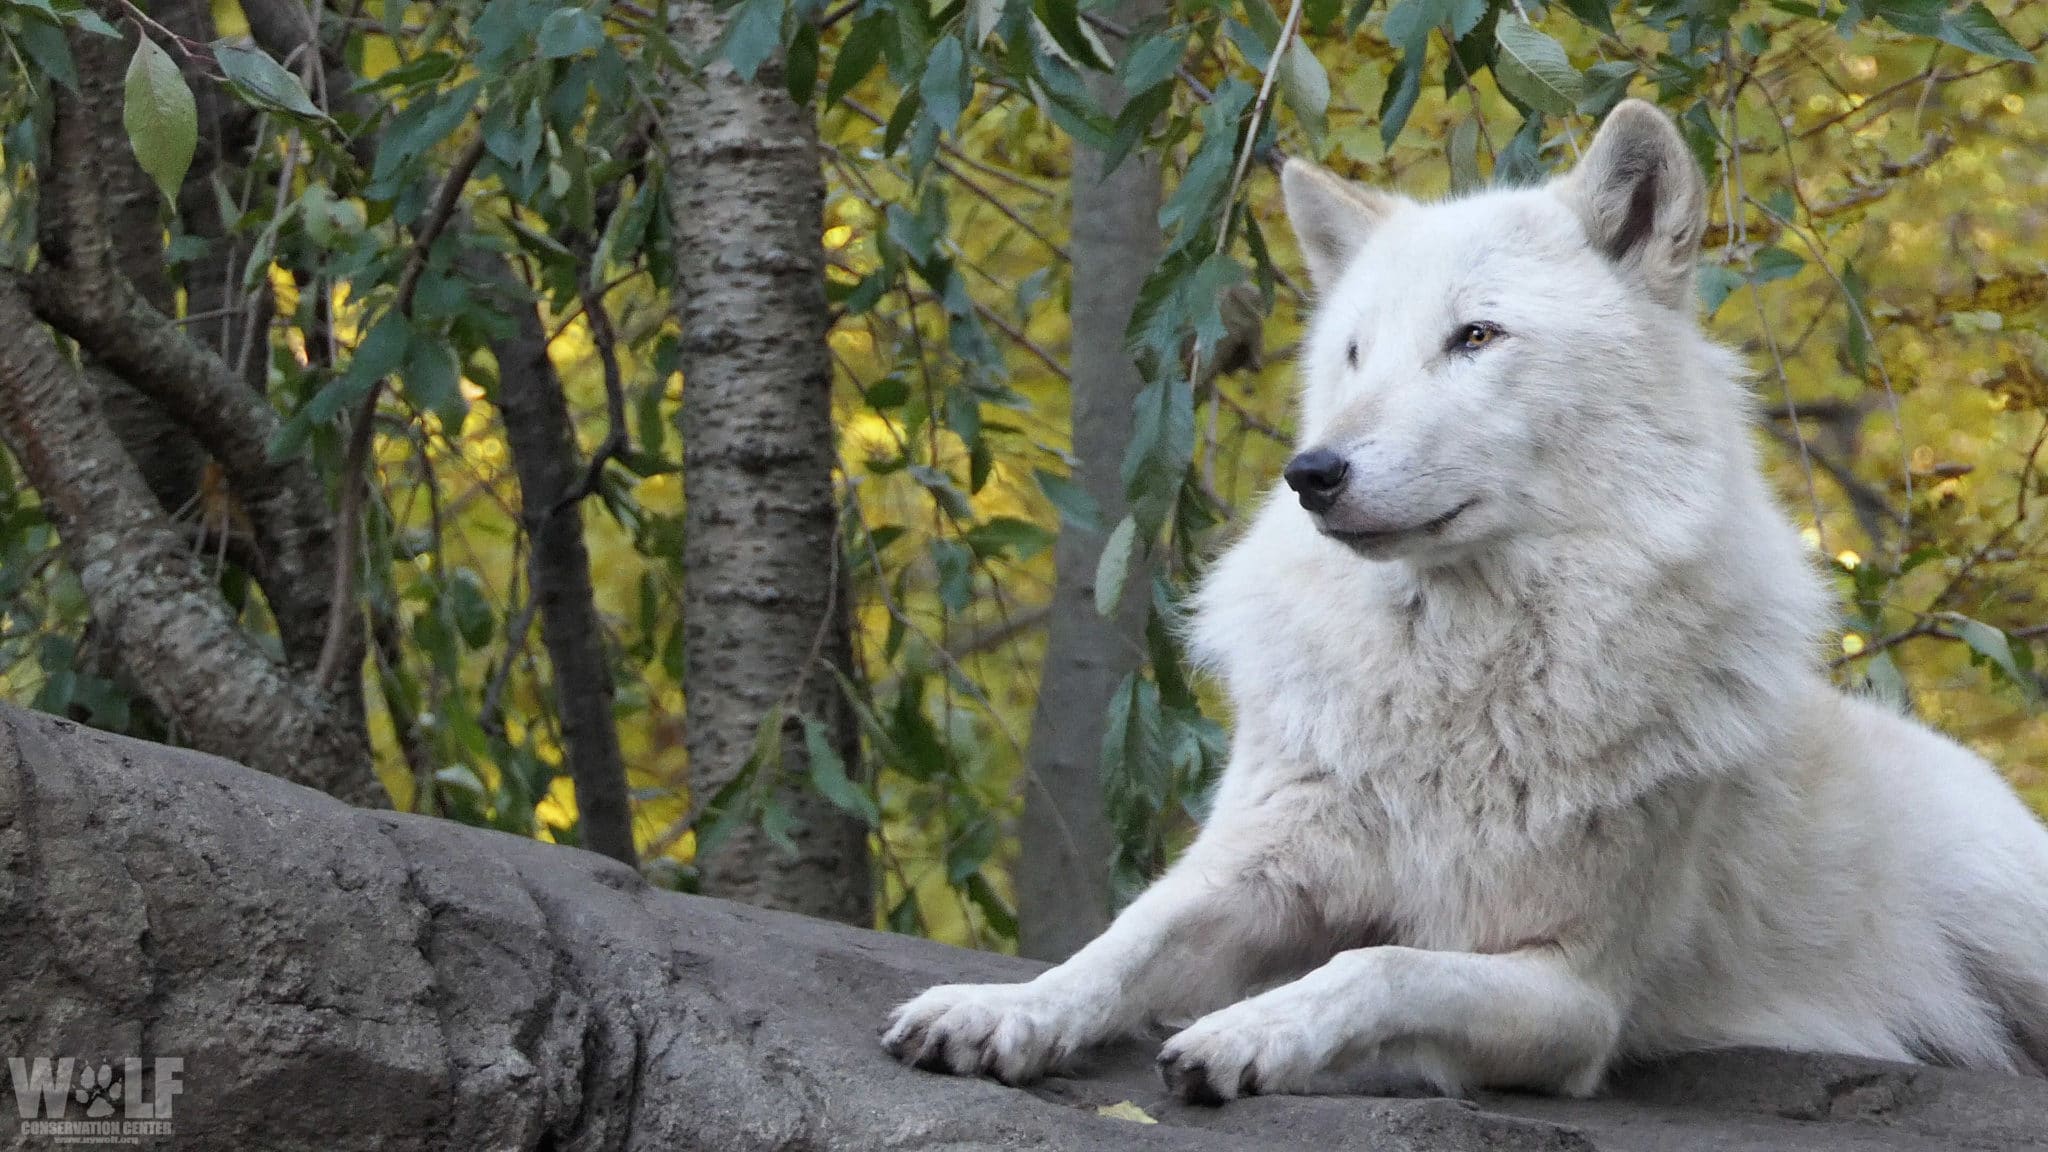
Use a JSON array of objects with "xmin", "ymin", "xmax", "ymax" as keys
[
  {"xmin": 1450, "ymin": 321, "xmax": 1502, "ymax": 353},
  {"xmin": 1345, "ymin": 340, "xmax": 1359, "ymax": 369}
]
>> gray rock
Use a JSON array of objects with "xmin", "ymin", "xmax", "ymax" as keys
[{"xmin": 1, "ymin": 704, "xmax": 2043, "ymax": 1150}]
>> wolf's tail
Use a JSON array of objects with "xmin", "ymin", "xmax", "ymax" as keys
[{"xmin": 1949, "ymin": 814, "xmax": 2048, "ymax": 1076}]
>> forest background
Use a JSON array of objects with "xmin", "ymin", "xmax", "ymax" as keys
[{"xmin": 0, "ymin": 0, "xmax": 2041, "ymax": 958}]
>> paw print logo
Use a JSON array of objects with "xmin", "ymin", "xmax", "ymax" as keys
[{"xmin": 71, "ymin": 1062, "xmax": 122, "ymax": 1118}]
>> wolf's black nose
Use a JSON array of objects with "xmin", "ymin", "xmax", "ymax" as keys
[{"xmin": 1283, "ymin": 449, "xmax": 1349, "ymax": 513}]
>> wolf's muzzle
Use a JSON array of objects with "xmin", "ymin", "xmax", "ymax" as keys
[{"xmin": 1283, "ymin": 448, "xmax": 1350, "ymax": 514}]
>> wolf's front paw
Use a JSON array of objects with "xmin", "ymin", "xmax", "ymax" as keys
[
  {"xmin": 1157, "ymin": 999, "xmax": 1330, "ymax": 1105},
  {"xmin": 882, "ymin": 979, "xmax": 1108, "ymax": 1084}
]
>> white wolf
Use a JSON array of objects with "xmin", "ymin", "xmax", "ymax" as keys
[{"xmin": 883, "ymin": 100, "xmax": 2048, "ymax": 1103}]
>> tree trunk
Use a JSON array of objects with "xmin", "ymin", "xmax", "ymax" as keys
[
  {"xmin": 1017, "ymin": 5, "xmax": 1166, "ymax": 961},
  {"xmin": 3, "ymin": 703, "xmax": 2043, "ymax": 1152},
  {"xmin": 654, "ymin": 3, "xmax": 871, "ymax": 924},
  {"xmin": 487, "ymin": 272, "xmax": 638, "ymax": 868}
]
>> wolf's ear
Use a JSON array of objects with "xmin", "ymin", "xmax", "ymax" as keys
[
  {"xmin": 1561, "ymin": 99, "xmax": 1707, "ymax": 311},
  {"xmin": 1282, "ymin": 159, "xmax": 1401, "ymax": 293}
]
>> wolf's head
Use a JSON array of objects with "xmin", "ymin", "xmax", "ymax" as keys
[{"xmin": 1278, "ymin": 100, "xmax": 1715, "ymax": 563}]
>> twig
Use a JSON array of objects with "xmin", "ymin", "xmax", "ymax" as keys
[
  {"xmin": 481, "ymin": 590, "xmax": 540, "ymax": 742},
  {"xmin": 840, "ymin": 98, "xmax": 1060, "ymax": 203},
  {"xmin": 1193, "ymin": 0, "xmax": 1302, "ymax": 486},
  {"xmin": 312, "ymin": 134, "xmax": 487, "ymax": 691},
  {"xmin": 1720, "ymin": 52, "xmax": 1826, "ymax": 551},
  {"xmin": 114, "ymin": 0, "xmax": 216, "ymax": 66},
  {"xmin": 551, "ymin": 276, "xmax": 632, "ymax": 513}
]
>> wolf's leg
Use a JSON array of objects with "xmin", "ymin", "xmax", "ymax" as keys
[
  {"xmin": 1157, "ymin": 944, "xmax": 1622, "ymax": 1103},
  {"xmin": 883, "ymin": 813, "xmax": 1336, "ymax": 1084}
]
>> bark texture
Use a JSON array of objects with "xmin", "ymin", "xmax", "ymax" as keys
[
  {"xmin": 0, "ymin": 11, "xmax": 381, "ymax": 806},
  {"xmin": 0, "ymin": 284, "xmax": 379, "ymax": 806},
  {"xmin": 1017, "ymin": 7, "xmax": 1167, "ymax": 960},
  {"xmin": 487, "ymin": 274, "xmax": 638, "ymax": 867},
  {"xmin": 5, "ymin": 704, "xmax": 2048, "ymax": 1152},
  {"xmin": 33, "ymin": 72, "xmax": 344, "ymax": 678},
  {"xmin": 656, "ymin": 3, "xmax": 871, "ymax": 924}
]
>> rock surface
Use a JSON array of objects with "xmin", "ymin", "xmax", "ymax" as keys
[{"xmin": 2, "ymin": 703, "xmax": 2045, "ymax": 1150}]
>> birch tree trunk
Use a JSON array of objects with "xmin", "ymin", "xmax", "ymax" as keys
[
  {"xmin": 655, "ymin": 4, "xmax": 872, "ymax": 924},
  {"xmin": 1016, "ymin": 4, "xmax": 1166, "ymax": 960}
]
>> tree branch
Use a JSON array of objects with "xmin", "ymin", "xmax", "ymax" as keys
[
  {"xmin": 30, "ymin": 85, "xmax": 340, "ymax": 671},
  {"xmin": 474, "ymin": 254, "xmax": 638, "ymax": 867},
  {"xmin": 0, "ymin": 276, "xmax": 382, "ymax": 805}
]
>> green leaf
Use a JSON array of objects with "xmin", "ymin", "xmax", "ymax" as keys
[
  {"xmin": 447, "ymin": 571, "xmax": 494, "ymax": 649},
  {"xmin": 1843, "ymin": 261, "xmax": 1871, "ymax": 376},
  {"xmin": 1557, "ymin": 0, "xmax": 1613, "ymax": 33},
  {"xmin": 1750, "ymin": 245, "xmax": 1805, "ymax": 285},
  {"xmin": 309, "ymin": 312, "xmax": 410, "ymax": 424},
  {"xmin": 1448, "ymin": 115, "xmax": 1480, "ymax": 192},
  {"xmin": 910, "ymin": 464, "xmax": 974, "ymax": 519},
  {"xmin": 1224, "ymin": 17, "xmax": 1273, "ymax": 69},
  {"xmin": 801, "ymin": 717, "xmax": 878, "ymax": 825},
  {"xmin": 1697, "ymin": 264, "xmax": 1743, "ymax": 316},
  {"xmin": 932, "ymin": 538, "xmax": 973, "ymax": 612},
  {"xmin": 887, "ymin": 893, "xmax": 921, "ymax": 934},
  {"xmin": 1492, "ymin": 16, "xmax": 1581, "ymax": 116},
  {"xmin": 1936, "ymin": 3, "xmax": 2033, "ymax": 62},
  {"xmin": 123, "ymin": 36, "xmax": 198, "ymax": 202},
  {"xmin": 1242, "ymin": 0, "xmax": 1284, "ymax": 49},
  {"xmin": 212, "ymin": 40, "xmax": 325, "ymax": 119},
  {"xmin": 1942, "ymin": 614, "xmax": 2038, "ymax": 697},
  {"xmin": 1577, "ymin": 59, "xmax": 1636, "ymax": 116},
  {"xmin": 1862, "ymin": 650, "xmax": 1908, "ymax": 710},
  {"xmin": 963, "ymin": 516, "xmax": 1054, "ymax": 560},
  {"xmin": 697, "ymin": 707, "xmax": 783, "ymax": 857},
  {"xmin": 54, "ymin": 2, "xmax": 119, "ymax": 37},
  {"xmin": 1381, "ymin": 0, "xmax": 1432, "ymax": 44},
  {"xmin": 827, "ymin": 12, "xmax": 888, "ymax": 106},
  {"xmin": 1443, "ymin": 0, "xmax": 1488, "ymax": 39},
  {"xmin": 786, "ymin": 20, "xmax": 818, "ymax": 104},
  {"xmin": 946, "ymin": 816, "xmax": 999, "ymax": 885},
  {"xmin": 403, "ymin": 336, "xmax": 467, "ymax": 428},
  {"xmin": 1376, "ymin": 0, "xmax": 1451, "ymax": 144},
  {"xmin": 886, "ymin": 678, "xmax": 948, "ymax": 780},
  {"xmin": 1379, "ymin": 50, "xmax": 1423, "ymax": 145},
  {"xmin": 964, "ymin": 872, "xmax": 1017, "ymax": 938},
  {"xmin": 1279, "ymin": 39, "xmax": 1330, "ymax": 148},
  {"xmin": 16, "ymin": 18, "xmax": 77, "ymax": 91},
  {"xmin": 864, "ymin": 375, "xmax": 911, "ymax": 409},
  {"xmin": 1119, "ymin": 33, "xmax": 1183, "ymax": 96},
  {"xmin": 435, "ymin": 765, "xmax": 489, "ymax": 797},
  {"xmin": 969, "ymin": 0, "xmax": 1005, "ymax": 45},
  {"xmin": 1862, "ymin": 0, "xmax": 1942, "ymax": 36},
  {"xmin": 717, "ymin": 0, "xmax": 784, "ymax": 83},
  {"xmin": 1095, "ymin": 515, "xmax": 1138, "ymax": 616},
  {"xmin": 371, "ymin": 78, "xmax": 480, "ymax": 189},
  {"xmin": 919, "ymin": 34, "xmax": 968, "ymax": 130},
  {"xmin": 537, "ymin": 6, "xmax": 606, "ymax": 58},
  {"xmin": 1033, "ymin": 0, "xmax": 1110, "ymax": 70},
  {"xmin": 1120, "ymin": 375, "xmax": 1197, "ymax": 536},
  {"xmin": 1036, "ymin": 469, "xmax": 1103, "ymax": 533},
  {"xmin": 881, "ymin": 89, "xmax": 922, "ymax": 156}
]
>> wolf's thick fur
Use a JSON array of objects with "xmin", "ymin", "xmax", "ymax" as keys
[{"xmin": 882, "ymin": 101, "xmax": 2048, "ymax": 1103}]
